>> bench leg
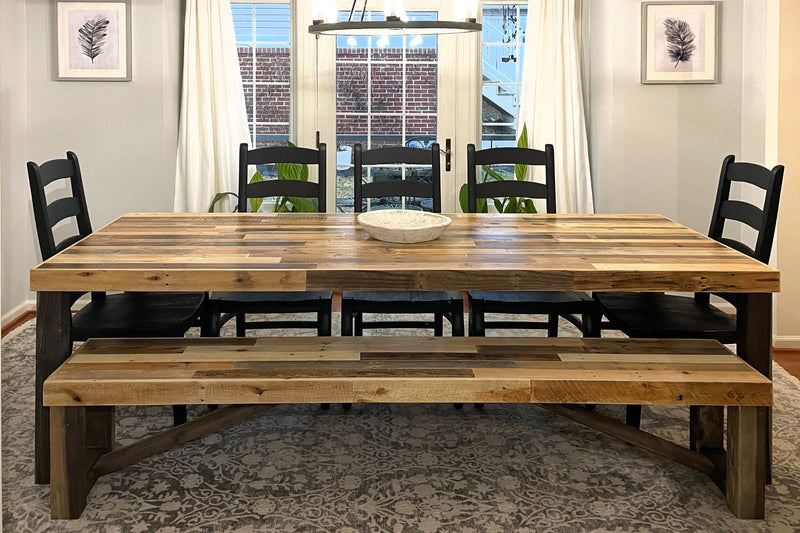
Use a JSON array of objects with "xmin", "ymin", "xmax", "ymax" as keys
[
  {"xmin": 86, "ymin": 406, "xmax": 115, "ymax": 453},
  {"xmin": 50, "ymin": 406, "xmax": 94, "ymax": 519},
  {"xmin": 726, "ymin": 406, "xmax": 766, "ymax": 519}
]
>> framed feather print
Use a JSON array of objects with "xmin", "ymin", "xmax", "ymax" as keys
[
  {"xmin": 641, "ymin": 2, "xmax": 720, "ymax": 84},
  {"xmin": 54, "ymin": 0, "xmax": 131, "ymax": 81}
]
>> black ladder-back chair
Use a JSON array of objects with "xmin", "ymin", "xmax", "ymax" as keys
[
  {"xmin": 28, "ymin": 151, "xmax": 206, "ymax": 426},
  {"xmin": 466, "ymin": 144, "xmax": 601, "ymax": 337},
  {"xmin": 341, "ymin": 144, "xmax": 465, "ymax": 336},
  {"xmin": 594, "ymin": 154, "xmax": 784, "ymax": 427},
  {"xmin": 203, "ymin": 143, "xmax": 333, "ymax": 337}
]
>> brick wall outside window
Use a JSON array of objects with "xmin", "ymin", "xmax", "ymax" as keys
[{"xmin": 239, "ymin": 47, "xmax": 437, "ymax": 137}]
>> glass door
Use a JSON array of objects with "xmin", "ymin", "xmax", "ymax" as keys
[{"xmin": 295, "ymin": 0, "xmax": 478, "ymax": 213}]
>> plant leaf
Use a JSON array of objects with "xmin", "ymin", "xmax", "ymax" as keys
[
  {"xmin": 521, "ymin": 199, "xmax": 537, "ymax": 213},
  {"xmin": 458, "ymin": 183, "xmax": 487, "ymax": 213},
  {"xmin": 515, "ymin": 123, "xmax": 529, "ymax": 181},
  {"xmin": 248, "ymin": 171, "xmax": 264, "ymax": 213},
  {"xmin": 482, "ymin": 166, "xmax": 507, "ymax": 182},
  {"xmin": 208, "ymin": 192, "xmax": 238, "ymax": 213},
  {"xmin": 458, "ymin": 183, "xmax": 469, "ymax": 213},
  {"xmin": 504, "ymin": 197, "xmax": 519, "ymax": 213}
]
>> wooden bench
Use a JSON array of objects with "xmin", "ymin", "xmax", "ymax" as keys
[{"xmin": 43, "ymin": 337, "xmax": 771, "ymax": 520}]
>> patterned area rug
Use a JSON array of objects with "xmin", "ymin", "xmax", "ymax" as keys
[{"xmin": 3, "ymin": 316, "xmax": 800, "ymax": 532}]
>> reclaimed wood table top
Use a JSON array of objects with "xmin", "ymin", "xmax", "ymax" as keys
[
  {"xmin": 29, "ymin": 213, "xmax": 780, "ymax": 293},
  {"xmin": 43, "ymin": 337, "xmax": 772, "ymax": 407}
]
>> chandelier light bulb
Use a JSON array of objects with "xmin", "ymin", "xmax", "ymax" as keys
[
  {"xmin": 454, "ymin": 0, "xmax": 478, "ymax": 23},
  {"xmin": 384, "ymin": 0, "xmax": 406, "ymax": 21},
  {"xmin": 312, "ymin": 0, "xmax": 336, "ymax": 24}
]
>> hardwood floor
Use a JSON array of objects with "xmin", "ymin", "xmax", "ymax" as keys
[{"xmin": 774, "ymin": 350, "xmax": 800, "ymax": 379}]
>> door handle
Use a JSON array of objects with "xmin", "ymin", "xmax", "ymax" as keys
[{"xmin": 445, "ymin": 138, "xmax": 451, "ymax": 172}]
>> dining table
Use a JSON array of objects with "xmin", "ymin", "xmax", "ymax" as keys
[{"xmin": 30, "ymin": 212, "xmax": 780, "ymax": 496}]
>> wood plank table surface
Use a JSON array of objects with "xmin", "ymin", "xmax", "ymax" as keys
[
  {"xmin": 30, "ymin": 213, "xmax": 780, "ymax": 497},
  {"xmin": 31, "ymin": 213, "xmax": 779, "ymax": 293}
]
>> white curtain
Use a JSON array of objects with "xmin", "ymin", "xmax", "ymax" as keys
[
  {"xmin": 174, "ymin": 0, "xmax": 251, "ymax": 212},
  {"xmin": 518, "ymin": 0, "xmax": 594, "ymax": 214}
]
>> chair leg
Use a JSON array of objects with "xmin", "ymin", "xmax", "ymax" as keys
[
  {"xmin": 200, "ymin": 303, "xmax": 221, "ymax": 337},
  {"xmin": 341, "ymin": 299, "xmax": 353, "ymax": 336},
  {"xmin": 318, "ymin": 302, "xmax": 332, "ymax": 336},
  {"xmin": 582, "ymin": 310, "xmax": 602, "ymax": 338},
  {"xmin": 434, "ymin": 313, "xmax": 444, "ymax": 336},
  {"xmin": 235, "ymin": 313, "xmax": 246, "ymax": 337},
  {"xmin": 450, "ymin": 301, "xmax": 465, "ymax": 336},
  {"xmin": 354, "ymin": 313, "xmax": 364, "ymax": 336},
  {"xmin": 469, "ymin": 299, "xmax": 485, "ymax": 337},
  {"xmin": 172, "ymin": 405, "xmax": 187, "ymax": 426},
  {"xmin": 547, "ymin": 314, "xmax": 559, "ymax": 337},
  {"xmin": 626, "ymin": 405, "xmax": 642, "ymax": 428}
]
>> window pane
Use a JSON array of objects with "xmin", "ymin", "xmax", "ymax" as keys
[
  {"xmin": 482, "ymin": 4, "xmax": 526, "ymax": 147},
  {"xmin": 232, "ymin": 2, "xmax": 291, "ymax": 146},
  {"xmin": 335, "ymin": 10, "xmax": 440, "ymax": 211}
]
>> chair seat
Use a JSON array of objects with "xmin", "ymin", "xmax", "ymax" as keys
[
  {"xmin": 469, "ymin": 290, "xmax": 594, "ymax": 307},
  {"xmin": 595, "ymin": 292, "xmax": 736, "ymax": 342},
  {"xmin": 343, "ymin": 291, "xmax": 461, "ymax": 305},
  {"xmin": 211, "ymin": 291, "xmax": 332, "ymax": 304},
  {"xmin": 71, "ymin": 292, "xmax": 205, "ymax": 340}
]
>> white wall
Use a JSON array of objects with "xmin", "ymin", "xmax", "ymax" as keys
[
  {"xmin": 585, "ymin": 0, "xmax": 765, "ymax": 234},
  {"xmin": 0, "ymin": 0, "xmax": 184, "ymax": 320}
]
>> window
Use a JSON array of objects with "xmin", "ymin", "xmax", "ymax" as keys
[
  {"xmin": 232, "ymin": 2, "xmax": 291, "ymax": 149},
  {"xmin": 481, "ymin": 3, "xmax": 527, "ymax": 149},
  {"xmin": 335, "ymin": 11, "xmax": 439, "ymax": 211}
]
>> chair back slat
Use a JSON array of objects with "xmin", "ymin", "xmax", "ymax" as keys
[
  {"xmin": 716, "ymin": 237, "xmax": 756, "ymax": 259},
  {"xmin": 36, "ymin": 159, "xmax": 78, "ymax": 187},
  {"xmin": 55, "ymin": 234, "xmax": 87, "ymax": 254},
  {"xmin": 47, "ymin": 197, "xmax": 83, "ymax": 227},
  {"xmin": 473, "ymin": 181, "xmax": 550, "ymax": 204},
  {"xmin": 246, "ymin": 180, "xmax": 321, "ymax": 202},
  {"xmin": 726, "ymin": 161, "xmax": 776, "ymax": 189},
  {"xmin": 360, "ymin": 146, "xmax": 434, "ymax": 166},
  {"xmin": 707, "ymin": 154, "xmax": 784, "ymax": 264},
  {"xmin": 718, "ymin": 200, "xmax": 764, "ymax": 232},
  {"xmin": 472, "ymin": 147, "xmax": 549, "ymax": 167},
  {"xmin": 27, "ymin": 151, "xmax": 93, "ymax": 260},
  {"xmin": 238, "ymin": 142, "xmax": 327, "ymax": 213},
  {"xmin": 467, "ymin": 144, "xmax": 556, "ymax": 214},
  {"xmin": 353, "ymin": 143, "xmax": 441, "ymax": 213}
]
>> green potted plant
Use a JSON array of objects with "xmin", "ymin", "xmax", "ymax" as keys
[
  {"xmin": 208, "ymin": 141, "xmax": 316, "ymax": 213},
  {"xmin": 458, "ymin": 124, "xmax": 537, "ymax": 214}
]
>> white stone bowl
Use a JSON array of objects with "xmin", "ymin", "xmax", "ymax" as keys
[{"xmin": 357, "ymin": 209, "xmax": 452, "ymax": 243}]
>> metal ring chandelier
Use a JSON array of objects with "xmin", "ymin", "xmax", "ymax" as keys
[{"xmin": 309, "ymin": 0, "xmax": 481, "ymax": 36}]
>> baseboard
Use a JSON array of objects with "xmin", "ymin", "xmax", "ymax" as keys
[
  {"xmin": 774, "ymin": 336, "xmax": 800, "ymax": 350},
  {"xmin": 1, "ymin": 300, "xmax": 36, "ymax": 328}
]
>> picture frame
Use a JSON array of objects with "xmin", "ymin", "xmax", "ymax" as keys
[
  {"xmin": 641, "ymin": 2, "xmax": 720, "ymax": 84},
  {"xmin": 54, "ymin": 0, "xmax": 131, "ymax": 81}
]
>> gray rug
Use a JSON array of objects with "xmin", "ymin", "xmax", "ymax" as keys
[{"xmin": 3, "ymin": 315, "xmax": 800, "ymax": 532}]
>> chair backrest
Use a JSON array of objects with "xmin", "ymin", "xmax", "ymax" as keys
[
  {"xmin": 466, "ymin": 144, "xmax": 556, "ymax": 214},
  {"xmin": 708, "ymin": 154, "xmax": 784, "ymax": 264},
  {"xmin": 353, "ymin": 144, "xmax": 442, "ymax": 213},
  {"xmin": 238, "ymin": 143, "xmax": 327, "ymax": 212},
  {"xmin": 28, "ymin": 151, "xmax": 93, "ymax": 261}
]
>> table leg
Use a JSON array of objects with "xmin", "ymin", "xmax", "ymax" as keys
[
  {"xmin": 726, "ymin": 406, "xmax": 766, "ymax": 518},
  {"xmin": 35, "ymin": 291, "xmax": 72, "ymax": 484},
  {"xmin": 736, "ymin": 293, "xmax": 772, "ymax": 483}
]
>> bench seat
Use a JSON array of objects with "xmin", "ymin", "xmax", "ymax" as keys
[{"xmin": 43, "ymin": 336, "xmax": 771, "ymax": 520}]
